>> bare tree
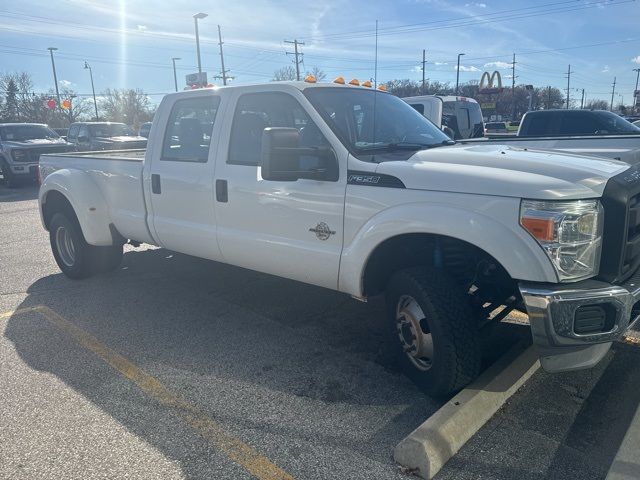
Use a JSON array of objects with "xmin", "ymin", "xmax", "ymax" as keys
[
  {"xmin": 272, "ymin": 66, "xmax": 297, "ymax": 81},
  {"xmin": 306, "ymin": 66, "xmax": 326, "ymax": 81},
  {"xmin": 100, "ymin": 88, "xmax": 153, "ymax": 127},
  {"xmin": 585, "ymin": 99, "xmax": 609, "ymax": 110}
]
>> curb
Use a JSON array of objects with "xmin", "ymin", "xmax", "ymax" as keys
[{"xmin": 394, "ymin": 344, "xmax": 540, "ymax": 479}]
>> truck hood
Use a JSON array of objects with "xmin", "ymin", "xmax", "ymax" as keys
[
  {"xmin": 3, "ymin": 138, "xmax": 67, "ymax": 148},
  {"xmin": 376, "ymin": 144, "xmax": 630, "ymax": 199}
]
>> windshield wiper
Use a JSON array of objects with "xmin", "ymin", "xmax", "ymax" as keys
[{"xmin": 357, "ymin": 139, "xmax": 455, "ymax": 152}]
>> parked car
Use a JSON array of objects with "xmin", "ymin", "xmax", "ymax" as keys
[
  {"xmin": 634, "ymin": 120, "xmax": 640, "ymax": 128},
  {"xmin": 484, "ymin": 122, "xmax": 508, "ymax": 134},
  {"xmin": 403, "ymin": 95, "xmax": 484, "ymax": 139},
  {"xmin": 0, "ymin": 123, "xmax": 73, "ymax": 187},
  {"xmin": 66, "ymin": 122, "xmax": 147, "ymax": 151},
  {"xmin": 52, "ymin": 127, "xmax": 69, "ymax": 139},
  {"xmin": 138, "ymin": 122, "xmax": 152, "ymax": 138},
  {"xmin": 39, "ymin": 81, "xmax": 640, "ymax": 397},
  {"xmin": 506, "ymin": 121, "xmax": 520, "ymax": 132}
]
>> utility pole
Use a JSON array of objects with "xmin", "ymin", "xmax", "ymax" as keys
[
  {"xmin": 216, "ymin": 25, "xmax": 232, "ymax": 86},
  {"xmin": 374, "ymin": 20, "xmax": 378, "ymax": 89},
  {"xmin": 171, "ymin": 57, "xmax": 181, "ymax": 92},
  {"xmin": 633, "ymin": 68, "xmax": 640, "ymax": 110},
  {"xmin": 547, "ymin": 85, "xmax": 551, "ymax": 109},
  {"xmin": 421, "ymin": 49, "xmax": 426, "ymax": 94},
  {"xmin": 511, "ymin": 53, "xmax": 517, "ymax": 118},
  {"xmin": 610, "ymin": 76, "xmax": 616, "ymax": 111},
  {"xmin": 455, "ymin": 53, "xmax": 465, "ymax": 95},
  {"xmin": 47, "ymin": 47, "xmax": 61, "ymax": 109},
  {"xmin": 580, "ymin": 88, "xmax": 585, "ymax": 109},
  {"xmin": 285, "ymin": 39, "xmax": 304, "ymax": 81},
  {"xmin": 84, "ymin": 61, "xmax": 99, "ymax": 120},
  {"xmin": 565, "ymin": 64, "xmax": 571, "ymax": 109}
]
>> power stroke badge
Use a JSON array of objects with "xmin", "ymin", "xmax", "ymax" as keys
[{"xmin": 309, "ymin": 222, "xmax": 335, "ymax": 241}]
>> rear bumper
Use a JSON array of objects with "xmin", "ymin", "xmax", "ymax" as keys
[{"xmin": 519, "ymin": 273, "xmax": 640, "ymax": 373}]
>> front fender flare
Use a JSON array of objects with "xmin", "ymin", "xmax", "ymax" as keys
[
  {"xmin": 39, "ymin": 169, "xmax": 114, "ymax": 246},
  {"xmin": 339, "ymin": 202, "xmax": 558, "ymax": 297}
]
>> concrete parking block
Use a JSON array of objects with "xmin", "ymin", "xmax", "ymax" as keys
[{"xmin": 394, "ymin": 344, "xmax": 540, "ymax": 480}]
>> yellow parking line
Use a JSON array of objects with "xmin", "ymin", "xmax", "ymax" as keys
[{"xmin": 5, "ymin": 305, "xmax": 294, "ymax": 480}]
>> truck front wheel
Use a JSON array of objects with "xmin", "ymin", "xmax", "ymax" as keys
[{"xmin": 386, "ymin": 267, "xmax": 482, "ymax": 397}]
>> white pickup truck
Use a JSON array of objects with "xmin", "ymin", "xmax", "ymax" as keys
[{"xmin": 39, "ymin": 81, "xmax": 640, "ymax": 397}]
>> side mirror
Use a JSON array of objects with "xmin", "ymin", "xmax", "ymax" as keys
[{"xmin": 260, "ymin": 127, "xmax": 338, "ymax": 182}]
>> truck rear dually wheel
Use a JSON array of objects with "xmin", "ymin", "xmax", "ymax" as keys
[
  {"xmin": 386, "ymin": 267, "xmax": 482, "ymax": 398},
  {"xmin": 50, "ymin": 212, "xmax": 94, "ymax": 279}
]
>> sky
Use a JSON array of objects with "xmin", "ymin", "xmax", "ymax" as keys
[{"xmin": 0, "ymin": 0, "xmax": 639, "ymax": 106}]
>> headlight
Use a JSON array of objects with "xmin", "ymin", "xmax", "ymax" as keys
[{"xmin": 520, "ymin": 199, "xmax": 603, "ymax": 281}]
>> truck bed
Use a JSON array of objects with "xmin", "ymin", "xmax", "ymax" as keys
[{"xmin": 39, "ymin": 150, "xmax": 152, "ymax": 244}]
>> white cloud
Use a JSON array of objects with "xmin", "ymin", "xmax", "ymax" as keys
[
  {"xmin": 411, "ymin": 65, "xmax": 422, "ymax": 73},
  {"xmin": 434, "ymin": 62, "xmax": 448, "ymax": 66},
  {"xmin": 632, "ymin": 56, "xmax": 640, "ymax": 64},
  {"xmin": 59, "ymin": 79, "xmax": 73, "ymax": 87},
  {"xmin": 455, "ymin": 65, "xmax": 480, "ymax": 72},
  {"xmin": 602, "ymin": 65, "xmax": 610, "ymax": 73},
  {"xmin": 137, "ymin": 25, "xmax": 147, "ymax": 31},
  {"xmin": 465, "ymin": 2, "xmax": 487, "ymax": 7},
  {"xmin": 484, "ymin": 61, "xmax": 511, "ymax": 69}
]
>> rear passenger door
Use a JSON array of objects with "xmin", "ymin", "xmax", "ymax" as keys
[{"xmin": 147, "ymin": 94, "xmax": 224, "ymax": 260}]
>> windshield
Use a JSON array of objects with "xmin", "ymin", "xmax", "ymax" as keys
[
  {"xmin": 89, "ymin": 124, "xmax": 134, "ymax": 137},
  {"xmin": 0, "ymin": 125, "xmax": 60, "ymax": 141},
  {"xmin": 592, "ymin": 111, "xmax": 640, "ymax": 134},
  {"xmin": 304, "ymin": 87, "xmax": 451, "ymax": 153}
]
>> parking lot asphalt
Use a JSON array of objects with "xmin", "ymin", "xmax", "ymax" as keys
[{"xmin": 1, "ymin": 183, "xmax": 639, "ymax": 480}]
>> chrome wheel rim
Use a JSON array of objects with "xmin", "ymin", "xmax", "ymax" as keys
[
  {"xmin": 55, "ymin": 226, "xmax": 76, "ymax": 267},
  {"xmin": 396, "ymin": 295, "xmax": 434, "ymax": 371}
]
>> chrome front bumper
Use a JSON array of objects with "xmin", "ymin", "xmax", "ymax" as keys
[{"xmin": 519, "ymin": 274, "xmax": 640, "ymax": 373}]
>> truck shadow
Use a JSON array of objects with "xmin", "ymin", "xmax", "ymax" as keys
[
  {"xmin": 0, "ymin": 183, "xmax": 39, "ymax": 202},
  {"xmin": 4, "ymin": 247, "xmax": 525, "ymax": 478}
]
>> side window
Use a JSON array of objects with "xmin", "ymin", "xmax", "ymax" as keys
[
  {"xmin": 560, "ymin": 113, "xmax": 599, "ymax": 135},
  {"xmin": 459, "ymin": 107, "xmax": 471, "ymax": 131},
  {"xmin": 228, "ymin": 92, "xmax": 329, "ymax": 166},
  {"xmin": 78, "ymin": 125, "xmax": 89, "ymax": 139},
  {"xmin": 523, "ymin": 115, "xmax": 550, "ymax": 136},
  {"xmin": 67, "ymin": 125, "xmax": 79, "ymax": 140},
  {"xmin": 410, "ymin": 103, "xmax": 425, "ymax": 115},
  {"xmin": 161, "ymin": 96, "xmax": 220, "ymax": 163}
]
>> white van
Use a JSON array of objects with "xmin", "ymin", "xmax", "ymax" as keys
[{"xmin": 403, "ymin": 95, "xmax": 484, "ymax": 140}]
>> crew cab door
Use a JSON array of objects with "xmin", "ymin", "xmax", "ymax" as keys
[
  {"xmin": 146, "ymin": 94, "xmax": 224, "ymax": 261},
  {"xmin": 214, "ymin": 89, "xmax": 347, "ymax": 289}
]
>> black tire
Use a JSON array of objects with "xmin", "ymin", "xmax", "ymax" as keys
[
  {"xmin": 386, "ymin": 267, "xmax": 482, "ymax": 398},
  {"xmin": 49, "ymin": 212, "xmax": 94, "ymax": 279},
  {"xmin": 92, "ymin": 244, "xmax": 123, "ymax": 273}
]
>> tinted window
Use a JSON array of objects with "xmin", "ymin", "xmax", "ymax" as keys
[
  {"xmin": 410, "ymin": 103, "xmax": 424, "ymax": 114},
  {"xmin": 522, "ymin": 114, "xmax": 552, "ymax": 136},
  {"xmin": 67, "ymin": 125, "xmax": 80, "ymax": 140},
  {"xmin": 161, "ymin": 96, "xmax": 220, "ymax": 163},
  {"xmin": 78, "ymin": 125, "xmax": 89, "ymax": 140},
  {"xmin": 459, "ymin": 107, "xmax": 471, "ymax": 131},
  {"xmin": 90, "ymin": 124, "xmax": 133, "ymax": 137},
  {"xmin": 559, "ymin": 113, "xmax": 600, "ymax": 135},
  {"xmin": 0, "ymin": 125, "xmax": 59, "ymax": 141},
  {"xmin": 591, "ymin": 111, "xmax": 640, "ymax": 134},
  {"xmin": 228, "ymin": 92, "xmax": 329, "ymax": 166}
]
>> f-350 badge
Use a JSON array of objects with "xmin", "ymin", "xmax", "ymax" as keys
[{"xmin": 309, "ymin": 222, "xmax": 335, "ymax": 241}]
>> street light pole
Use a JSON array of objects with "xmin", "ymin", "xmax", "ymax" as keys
[
  {"xmin": 172, "ymin": 57, "xmax": 181, "ymax": 92},
  {"xmin": 47, "ymin": 47, "xmax": 61, "ymax": 108},
  {"xmin": 455, "ymin": 53, "xmax": 465, "ymax": 95},
  {"xmin": 193, "ymin": 12, "xmax": 208, "ymax": 84},
  {"xmin": 84, "ymin": 61, "xmax": 99, "ymax": 121},
  {"xmin": 633, "ymin": 68, "xmax": 640, "ymax": 111}
]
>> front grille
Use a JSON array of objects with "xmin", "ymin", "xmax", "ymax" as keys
[
  {"xmin": 12, "ymin": 145, "xmax": 73, "ymax": 163},
  {"xmin": 600, "ymin": 164, "xmax": 640, "ymax": 283}
]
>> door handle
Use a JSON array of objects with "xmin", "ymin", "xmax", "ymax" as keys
[
  {"xmin": 151, "ymin": 174, "xmax": 161, "ymax": 194},
  {"xmin": 216, "ymin": 179, "xmax": 228, "ymax": 203}
]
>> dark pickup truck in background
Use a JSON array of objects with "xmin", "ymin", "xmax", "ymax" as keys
[
  {"xmin": 460, "ymin": 110, "xmax": 640, "ymax": 163},
  {"xmin": 0, "ymin": 123, "xmax": 73, "ymax": 187},
  {"xmin": 66, "ymin": 122, "xmax": 148, "ymax": 151}
]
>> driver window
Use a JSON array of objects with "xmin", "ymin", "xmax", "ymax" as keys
[{"xmin": 228, "ymin": 92, "xmax": 329, "ymax": 166}]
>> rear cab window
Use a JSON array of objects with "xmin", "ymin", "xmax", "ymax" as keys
[{"xmin": 161, "ymin": 96, "xmax": 221, "ymax": 163}]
